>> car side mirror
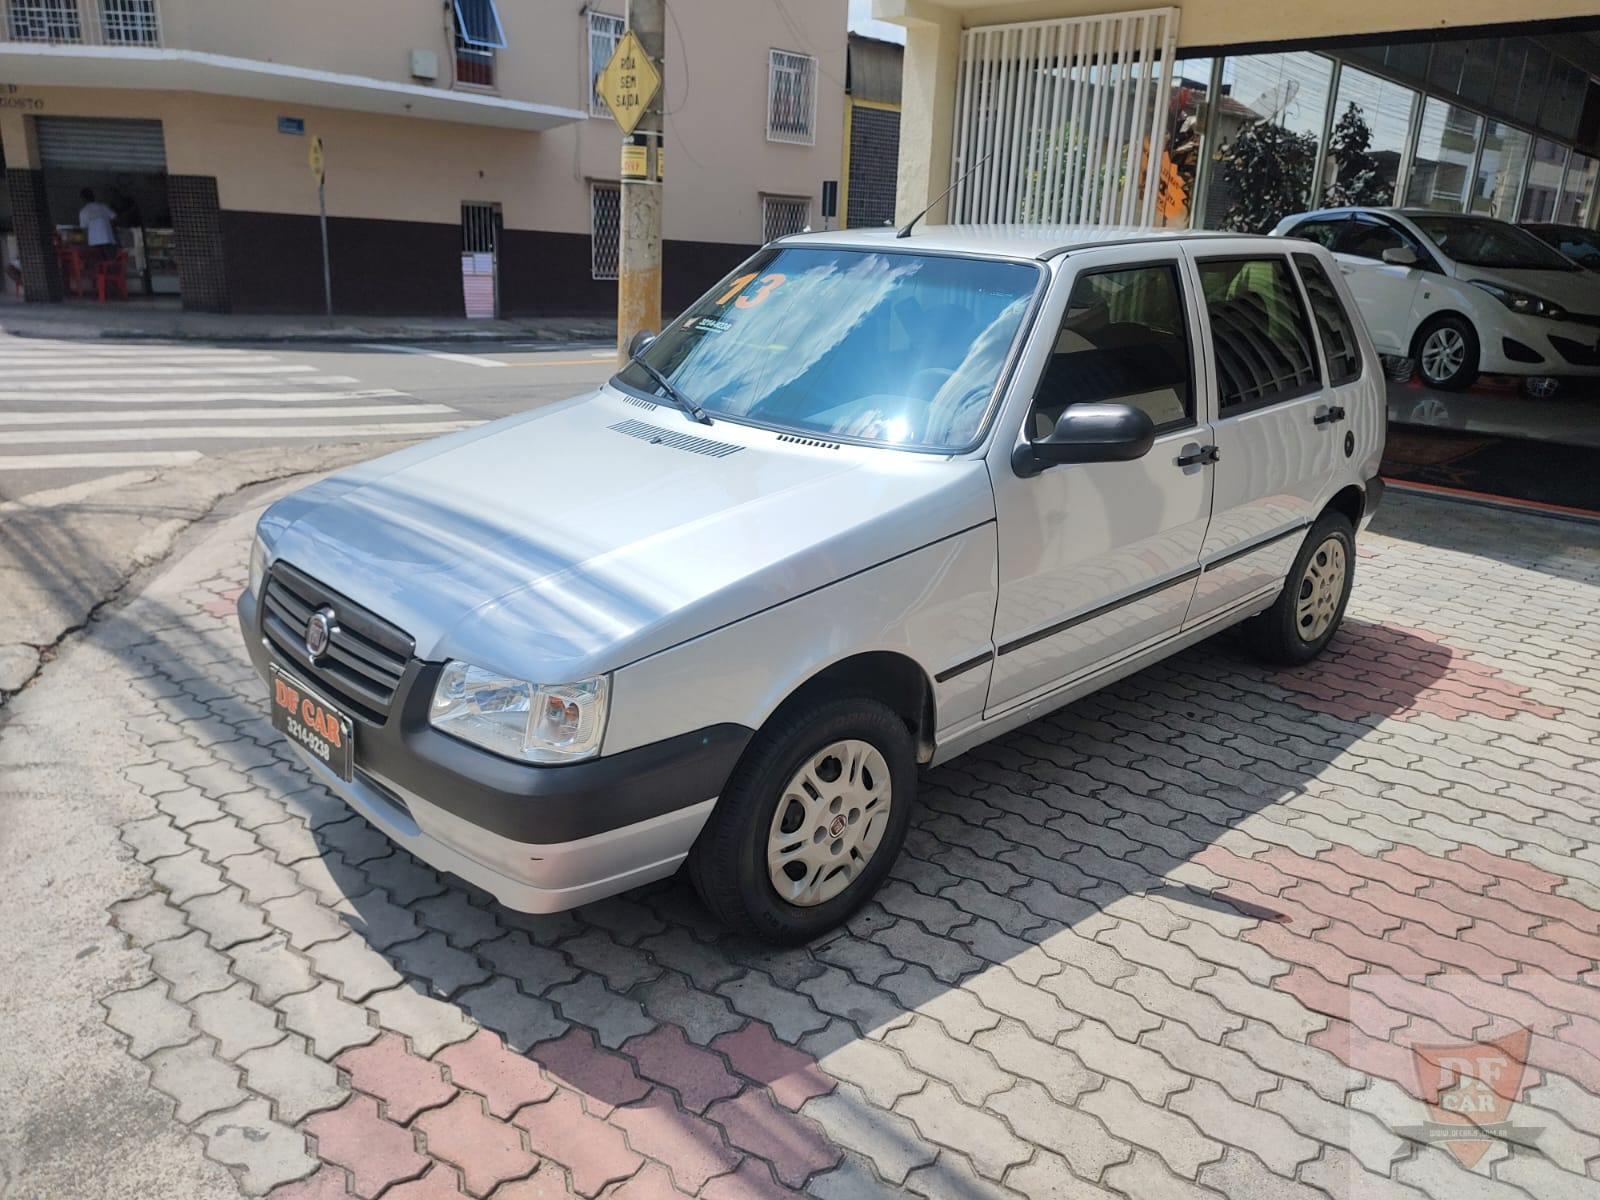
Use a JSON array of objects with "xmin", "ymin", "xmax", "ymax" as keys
[
  {"xmin": 1012, "ymin": 402, "xmax": 1156, "ymax": 477},
  {"xmin": 1381, "ymin": 246, "xmax": 1418, "ymax": 267},
  {"xmin": 627, "ymin": 328, "xmax": 657, "ymax": 359}
]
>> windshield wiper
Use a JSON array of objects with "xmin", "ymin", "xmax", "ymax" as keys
[{"xmin": 631, "ymin": 358, "xmax": 711, "ymax": 425}]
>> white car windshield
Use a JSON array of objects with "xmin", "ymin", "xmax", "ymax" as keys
[
  {"xmin": 616, "ymin": 246, "xmax": 1041, "ymax": 451},
  {"xmin": 1411, "ymin": 216, "xmax": 1579, "ymax": 272}
]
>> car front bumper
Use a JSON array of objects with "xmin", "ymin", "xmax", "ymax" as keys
[
  {"xmin": 1482, "ymin": 312, "xmax": 1600, "ymax": 376},
  {"xmin": 238, "ymin": 584, "xmax": 751, "ymax": 912}
]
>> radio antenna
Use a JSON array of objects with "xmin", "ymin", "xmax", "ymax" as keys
[{"xmin": 897, "ymin": 150, "xmax": 994, "ymax": 239}]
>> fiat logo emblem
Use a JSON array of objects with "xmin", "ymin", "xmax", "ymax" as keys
[
  {"xmin": 305, "ymin": 606, "xmax": 336, "ymax": 659},
  {"xmin": 829, "ymin": 815, "xmax": 847, "ymax": 838}
]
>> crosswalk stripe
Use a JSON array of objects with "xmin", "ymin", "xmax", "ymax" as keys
[
  {"xmin": 0, "ymin": 354, "xmax": 282, "ymax": 367},
  {"xmin": 0, "ymin": 346, "xmax": 276, "ymax": 359},
  {"xmin": 357, "ymin": 342, "xmax": 508, "ymax": 368},
  {"xmin": 0, "ymin": 389, "xmax": 407, "ymax": 404},
  {"xmin": 1, "ymin": 364, "xmax": 318, "ymax": 378},
  {"xmin": 0, "ymin": 377, "xmax": 331, "ymax": 391},
  {"xmin": 3, "ymin": 420, "xmax": 483, "ymax": 444},
  {"xmin": 0, "ymin": 404, "xmax": 459, "ymax": 426},
  {"xmin": 0, "ymin": 450, "xmax": 205, "ymax": 471}
]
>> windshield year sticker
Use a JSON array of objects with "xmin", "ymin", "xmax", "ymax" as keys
[{"xmin": 716, "ymin": 272, "xmax": 787, "ymax": 309}]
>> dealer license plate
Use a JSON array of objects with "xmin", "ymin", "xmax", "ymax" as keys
[{"xmin": 269, "ymin": 665, "xmax": 353, "ymax": 781}]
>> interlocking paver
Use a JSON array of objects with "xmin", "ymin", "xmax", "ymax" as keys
[
  {"xmin": 305, "ymin": 1094, "xmax": 427, "ymax": 1198},
  {"xmin": 988, "ymin": 1079, "xmax": 1131, "ymax": 1181},
  {"xmin": 512, "ymin": 1090, "xmax": 643, "ymax": 1197},
  {"xmin": 712, "ymin": 1022, "xmax": 834, "ymax": 1110},
  {"xmin": 148, "ymin": 928, "xmax": 235, "ymax": 1001},
  {"xmin": 716, "ymin": 972, "xmax": 829, "ymax": 1043},
  {"xmin": 192, "ymin": 980, "xmax": 283, "ymax": 1059},
  {"xmin": 239, "ymin": 1033, "xmax": 348, "ymax": 1123},
  {"xmin": 622, "ymin": 1025, "xmax": 742, "ymax": 1114},
  {"xmin": 1170, "ymin": 1078, "xmax": 1317, "ymax": 1176},
  {"xmin": 883, "ymin": 1017, "xmax": 1009, "ymax": 1105},
  {"xmin": 196, "ymin": 1098, "xmax": 318, "ymax": 1195},
  {"xmin": 705, "ymin": 1086, "xmax": 839, "ymax": 1187},
  {"xmin": 415, "ymin": 1093, "xmax": 539, "ymax": 1196},
  {"xmin": 337, "ymin": 1032, "xmax": 455, "ymax": 1122},
  {"xmin": 278, "ymin": 981, "xmax": 378, "ymax": 1058},
  {"xmin": 304, "ymin": 931, "xmax": 405, "ymax": 1002},
  {"xmin": 799, "ymin": 1081, "xmax": 933, "ymax": 1185},
  {"xmin": 546, "ymin": 974, "xmax": 653, "ymax": 1049},
  {"xmin": 610, "ymin": 1088, "xmax": 741, "ymax": 1192},
  {"xmin": 1080, "ymin": 1079, "xmax": 1222, "ymax": 1179},
  {"xmin": 146, "ymin": 1037, "xmax": 248, "ymax": 1122},
  {"xmin": 368, "ymin": 982, "xmax": 476, "ymax": 1056},
  {"xmin": 230, "ymin": 931, "xmax": 319, "ymax": 1004}
]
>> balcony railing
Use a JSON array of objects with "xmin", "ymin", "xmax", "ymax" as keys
[{"xmin": 2, "ymin": 0, "xmax": 161, "ymax": 46}]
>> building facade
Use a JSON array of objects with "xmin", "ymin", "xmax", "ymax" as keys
[
  {"xmin": 842, "ymin": 32, "xmax": 903, "ymax": 229},
  {"xmin": 0, "ymin": 0, "xmax": 846, "ymax": 316}
]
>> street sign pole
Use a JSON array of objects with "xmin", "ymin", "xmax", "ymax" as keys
[
  {"xmin": 616, "ymin": 1, "xmax": 663, "ymax": 365},
  {"xmin": 310, "ymin": 137, "xmax": 332, "ymax": 319}
]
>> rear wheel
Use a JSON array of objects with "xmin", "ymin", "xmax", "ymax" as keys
[
  {"xmin": 688, "ymin": 696, "xmax": 916, "ymax": 944},
  {"xmin": 1245, "ymin": 510, "xmax": 1356, "ymax": 666},
  {"xmin": 1413, "ymin": 316, "xmax": 1479, "ymax": 391}
]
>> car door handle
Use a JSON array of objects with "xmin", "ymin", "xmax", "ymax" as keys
[
  {"xmin": 1313, "ymin": 406, "xmax": 1347, "ymax": 426},
  {"xmin": 1176, "ymin": 445, "xmax": 1219, "ymax": 467}
]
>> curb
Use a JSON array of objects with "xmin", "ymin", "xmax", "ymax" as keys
[{"xmin": 0, "ymin": 321, "xmax": 616, "ymax": 347}]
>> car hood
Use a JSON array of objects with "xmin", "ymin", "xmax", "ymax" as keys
[
  {"xmin": 260, "ymin": 387, "xmax": 995, "ymax": 681},
  {"xmin": 1458, "ymin": 265, "xmax": 1600, "ymax": 313}
]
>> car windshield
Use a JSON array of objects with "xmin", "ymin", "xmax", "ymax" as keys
[
  {"xmin": 1410, "ymin": 216, "xmax": 1579, "ymax": 271},
  {"xmin": 615, "ymin": 246, "xmax": 1041, "ymax": 451}
]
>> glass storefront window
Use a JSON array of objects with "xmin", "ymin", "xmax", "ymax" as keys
[
  {"xmin": 1405, "ymin": 99, "xmax": 1482, "ymax": 211},
  {"xmin": 1324, "ymin": 67, "xmax": 1415, "ymax": 210},
  {"xmin": 1557, "ymin": 153, "xmax": 1598, "ymax": 226},
  {"xmin": 1202, "ymin": 51, "xmax": 1332, "ymax": 232},
  {"xmin": 1470, "ymin": 122, "xmax": 1532, "ymax": 220},
  {"xmin": 1158, "ymin": 58, "xmax": 1213, "ymax": 229},
  {"xmin": 1521, "ymin": 138, "xmax": 1568, "ymax": 223}
]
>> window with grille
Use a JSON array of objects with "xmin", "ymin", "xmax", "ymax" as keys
[
  {"xmin": 101, "ymin": 0, "xmax": 158, "ymax": 44},
  {"xmin": 588, "ymin": 11, "xmax": 625, "ymax": 116},
  {"xmin": 7, "ymin": 0, "xmax": 82, "ymax": 42},
  {"xmin": 452, "ymin": 0, "xmax": 504, "ymax": 88},
  {"xmin": 762, "ymin": 195, "xmax": 810, "ymax": 242},
  {"xmin": 592, "ymin": 182, "xmax": 621, "ymax": 280},
  {"xmin": 767, "ymin": 49, "xmax": 817, "ymax": 145}
]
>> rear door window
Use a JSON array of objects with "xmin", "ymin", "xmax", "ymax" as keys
[
  {"xmin": 1197, "ymin": 257, "xmax": 1321, "ymax": 414},
  {"xmin": 1293, "ymin": 253, "xmax": 1363, "ymax": 385},
  {"xmin": 1031, "ymin": 264, "xmax": 1194, "ymax": 437},
  {"xmin": 1339, "ymin": 218, "xmax": 1410, "ymax": 262}
]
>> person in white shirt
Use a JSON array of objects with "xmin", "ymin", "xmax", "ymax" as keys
[{"xmin": 77, "ymin": 188, "xmax": 119, "ymax": 265}]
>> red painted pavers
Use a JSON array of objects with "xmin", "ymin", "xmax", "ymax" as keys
[
  {"xmin": 607, "ymin": 1163, "xmax": 693, "ymax": 1199},
  {"xmin": 529, "ymin": 1029, "xmax": 649, "ymax": 1118},
  {"xmin": 610, "ymin": 1088, "xmax": 742, "ymax": 1192},
  {"xmin": 1314, "ymin": 922, "xmax": 1439, "ymax": 979},
  {"xmin": 1417, "ymin": 880, "xmax": 1543, "ymax": 935},
  {"xmin": 1282, "ymin": 881, "xmax": 1400, "ymax": 938},
  {"xmin": 1381, "ymin": 845, "xmax": 1494, "ymax": 895},
  {"xmin": 414, "ymin": 1093, "xmax": 539, "ymax": 1197},
  {"xmin": 337, "ymin": 1033, "xmax": 456, "ymax": 1124},
  {"xmin": 267, "ymin": 1167, "xmax": 354, "ymax": 1200},
  {"xmin": 1390, "ymin": 922, "xmax": 1514, "ymax": 979},
  {"xmin": 1433, "ymin": 973, "xmax": 1569, "ymax": 1037},
  {"xmin": 512, "ymin": 1089, "xmax": 643, "ymax": 1197},
  {"xmin": 438, "ymin": 1029, "xmax": 557, "ymax": 1119},
  {"xmin": 1321, "ymin": 845, "xmax": 1427, "ymax": 896},
  {"xmin": 305, "ymin": 1094, "xmax": 428, "ymax": 1198},
  {"xmin": 1450, "ymin": 846, "xmax": 1565, "ymax": 894},
  {"xmin": 1461, "ymin": 922, "xmax": 1590, "ymax": 977},
  {"xmin": 621, "ymin": 1025, "xmax": 742, "ymax": 1114},
  {"xmin": 384, "ymin": 1164, "xmax": 470, "ymax": 1198},
  {"xmin": 1192, "ymin": 845, "xmax": 1294, "ymax": 897},
  {"xmin": 1488, "ymin": 879, "xmax": 1600, "ymax": 932},
  {"xmin": 1347, "ymin": 882, "xmax": 1470, "ymax": 938},
  {"xmin": 709, "ymin": 1023, "xmax": 834, "ymax": 1111},
  {"xmin": 698, "ymin": 1159, "xmax": 802, "ymax": 1200},
  {"xmin": 704, "ymin": 1088, "xmax": 839, "ymax": 1187},
  {"xmin": 1351, "ymin": 973, "xmax": 1490, "ymax": 1040},
  {"xmin": 1310, "ymin": 1020, "xmax": 1425, "ymax": 1100},
  {"xmin": 1278, "ymin": 967, "xmax": 1408, "ymax": 1041},
  {"xmin": 1248, "ymin": 923, "xmax": 1363, "ymax": 986}
]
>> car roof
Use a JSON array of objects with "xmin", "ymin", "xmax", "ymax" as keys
[{"xmin": 772, "ymin": 223, "xmax": 1260, "ymax": 262}]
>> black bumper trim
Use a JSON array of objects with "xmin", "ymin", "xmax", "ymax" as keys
[
  {"xmin": 240, "ymin": 588, "xmax": 752, "ymax": 846},
  {"xmin": 1365, "ymin": 475, "xmax": 1385, "ymax": 517}
]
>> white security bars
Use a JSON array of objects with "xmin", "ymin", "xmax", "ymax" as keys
[
  {"xmin": 768, "ymin": 49, "xmax": 819, "ymax": 145},
  {"xmin": 951, "ymin": 9, "xmax": 1179, "ymax": 227}
]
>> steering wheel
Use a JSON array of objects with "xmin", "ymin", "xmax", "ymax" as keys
[{"xmin": 907, "ymin": 367, "xmax": 955, "ymax": 400}]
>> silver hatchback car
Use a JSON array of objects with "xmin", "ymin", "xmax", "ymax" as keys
[{"xmin": 241, "ymin": 225, "xmax": 1385, "ymax": 943}]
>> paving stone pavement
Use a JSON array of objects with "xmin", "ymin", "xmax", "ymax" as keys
[{"xmin": 22, "ymin": 491, "xmax": 1600, "ymax": 1198}]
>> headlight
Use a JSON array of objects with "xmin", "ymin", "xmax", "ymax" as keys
[
  {"xmin": 248, "ymin": 533, "xmax": 269, "ymax": 597},
  {"xmin": 1470, "ymin": 280, "xmax": 1566, "ymax": 321},
  {"xmin": 429, "ymin": 662, "xmax": 609, "ymax": 764}
]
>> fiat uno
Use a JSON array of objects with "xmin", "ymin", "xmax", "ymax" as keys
[{"xmin": 241, "ymin": 226, "xmax": 1384, "ymax": 943}]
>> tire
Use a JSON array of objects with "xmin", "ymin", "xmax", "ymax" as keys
[
  {"xmin": 688, "ymin": 696, "xmax": 916, "ymax": 944},
  {"xmin": 1245, "ymin": 510, "xmax": 1356, "ymax": 666},
  {"xmin": 1412, "ymin": 315, "xmax": 1479, "ymax": 391}
]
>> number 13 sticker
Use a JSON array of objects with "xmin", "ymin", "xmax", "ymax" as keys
[{"xmin": 716, "ymin": 272, "xmax": 787, "ymax": 309}]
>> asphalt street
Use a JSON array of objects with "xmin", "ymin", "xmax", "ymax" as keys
[{"xmin": 0, "ymin": 333, "xmax": 619, "ymax": 503}]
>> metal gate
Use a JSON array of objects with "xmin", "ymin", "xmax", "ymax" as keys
[
  {"xmin": 461, "ymin": 201, "xmax": 499, "ymax": 319},
  {"xmin": 34, "ymin": 116, "xmax": 167, "ymax": 171},
  {"xmin": 949, "ymin": 8, "xmax": 1178, "ymax": 227}
]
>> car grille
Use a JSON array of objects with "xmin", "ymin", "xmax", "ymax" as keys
[
  {"xmin": 1550, "ymin": 334, "xmax": 1600, "ymax": 367},
  {"xmin": 262, "ymin": 561, "xmax": 414, "ymax": 722}
]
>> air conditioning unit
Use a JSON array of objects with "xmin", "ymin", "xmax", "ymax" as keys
[{"xmin": 411, "ymin": 49, "xmax": 440, "ymax": 80}]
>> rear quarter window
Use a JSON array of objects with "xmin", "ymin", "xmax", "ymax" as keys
[
  {"xmin": 1197, "ymin": 257, "xmax": 1321, "ymax": 414},
  {"xmin": 1293, "ymin": 252, "xmax": 1363, "ymax": 386}
]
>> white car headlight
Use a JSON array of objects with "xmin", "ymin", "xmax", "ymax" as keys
[
  {"xmin": 249, "ymin": 533, "xmax": 269, "ymax": 598},
  {"xmin": 1469, "ymin": 280, "xmax": 1565, "ymax": 321},
  {"xmin": 429, "ymin": 662, "xmax": 609, "ymax": 764}
]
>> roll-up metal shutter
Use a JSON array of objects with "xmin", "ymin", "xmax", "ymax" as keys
[{"xmin": 35, "ymin": 117, "xmax": 168, "ymax": 171}]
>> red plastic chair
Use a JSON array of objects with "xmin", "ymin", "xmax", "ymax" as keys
[{"xmin": 96, "ymin": 250, "xmax": 130, "ymax": 302}]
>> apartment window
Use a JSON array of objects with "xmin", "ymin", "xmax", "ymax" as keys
[
  {"xmin": 762, "ymin": 195, "xmax": 810, "ymax": 242},
  {"xmin": 101, "ymin": 0, "xmax": 158, "ymax": 44},
  {"xmin": 453, "ymin": 0, "xmax": 506, "ymax": 89},
  {"xmin": 1198, "ymin": 257, "xmax": 1320, "ymax": 414},
  {"xmin": 768, "ymin": 49, "xmax": 818, "ymax": 145},
  {"xmin": 1404, "ymin": 98, "xmax": 1482, "ymax": 212},
  {"xmin": 591, "ymin": 182, "xmax": 621, "ymax": 280},
  {"xmin": 7, "ymin": 0, "xmax": 82, "ymax": 42},
  {"xmin": 588, "ymin": 11, "xmax": 626, "ymax": 116}
]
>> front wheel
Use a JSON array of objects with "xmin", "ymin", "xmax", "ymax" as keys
[
  {"xmin": 1245, "ymin": 511, "xmax": 1356, "ymax": 666},
  {"xmin": 688, "ymin": 696, "xmax": 916, "ymax": 944},
  {"xmin": 1413, "ymin": 316, "xmax": 1479, "ymax": 391}
]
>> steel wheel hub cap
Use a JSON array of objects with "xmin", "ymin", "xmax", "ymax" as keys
[
  {"xmin": 767, "ymin": 739, "xmax": 892, "ymax": 907},
  {"xmin": 1296, "ymin": 536, "xmax": 1346, "ymax": 643},
  {"xmin": 1421, "ymin": 328, "xmax": 1465, "ymax": 382}
]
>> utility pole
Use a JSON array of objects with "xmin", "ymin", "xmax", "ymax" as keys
[{"xmin": 617, "ymin": 0, "xmax": 664, "ymax": 364}]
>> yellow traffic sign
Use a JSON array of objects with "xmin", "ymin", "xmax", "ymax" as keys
[
  {"xmin": 597, "ymin": 29, "xmax": 661, "ymax": 138},
  {"xmin": 308, "ymin": 136, "xmax": 325, "ymax": 183}
]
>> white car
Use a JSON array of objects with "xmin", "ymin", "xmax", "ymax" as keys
[
  {"xmin": 241, "ymin": 226, "xmax": 1384, "ymax": 943},
  {"xmin": 1272, "ymin": 207, "xmax": 1600, "ymax": 391}
]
